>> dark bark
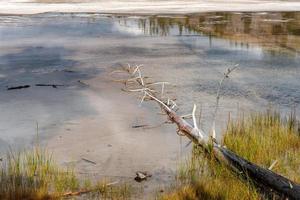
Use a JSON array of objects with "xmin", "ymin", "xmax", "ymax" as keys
[
  {"xmin": 216, "ymin": 146, "xmax": 300, "ymax": 199},
  {"xmin": 35, "ymin": 84, "xmax": 64, "ymax": 88},
  {"xmin": 163, "ymin": 106, "xmax": 300, "ymax": 199}
]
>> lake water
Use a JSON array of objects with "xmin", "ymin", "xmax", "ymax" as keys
[{"xmin": 0, "ymin": 11, "xmax": 300, "ymax": 196}]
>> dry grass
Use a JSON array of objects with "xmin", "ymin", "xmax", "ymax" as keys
[
  {"xmin": 162, "ymin": 110, "xmax": 300, "ymax": 200},
  {"xmin": 0, "ymin": 146, "xmax": 132, "ymax": 200},
  {"xmin": 0, "ymin": 147, "xmax": 62, "ymax": 200},
  {"xmin": 2, "ymin": 110, "xmax": 299, "ymax": 199},
  {"xmin": 224, "ymin": 109, "xmax": 300, "ymax": 183}
]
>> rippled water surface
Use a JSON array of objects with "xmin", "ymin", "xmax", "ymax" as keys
[{"xmin": 0, "ymin": 11, "xmax": 300, "ymax": 165}]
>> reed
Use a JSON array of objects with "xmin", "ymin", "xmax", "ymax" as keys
[
  {"xmin": 162, "ymin": 110, "xmax": 300, "ymax": 200},
  {"xmin": 0, "ymin": 146, "xmax": 132, "ymax": 199}
]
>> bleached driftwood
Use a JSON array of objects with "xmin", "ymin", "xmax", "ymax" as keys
[{"xmin": 114, "ymin": 64, "xmax": 300, "ymax": 199}]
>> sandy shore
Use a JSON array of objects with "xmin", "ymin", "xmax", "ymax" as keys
[
  {"xmin": 1, "ymin": 0, "xmax": 300, "ymax": 15},
  {"xmin": 46, "ymin": 71, "xmax": 188, "ymax": 197}
]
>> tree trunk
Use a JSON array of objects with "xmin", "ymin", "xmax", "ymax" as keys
[{"xmin": 163, "ymin": 108, "xmax": 300, "ymax": 199}]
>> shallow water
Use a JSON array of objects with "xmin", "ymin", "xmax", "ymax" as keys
[
  {"xmin": 0, "ymin": 11, "xmax": 299, "ymax": 149},
  {"xmin": 0, "ymin": 11, "xmax": 300, "ymax": 196}
]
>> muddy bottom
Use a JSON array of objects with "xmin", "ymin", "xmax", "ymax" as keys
[
  {"xmin": 47, "ymin": 73, "xmax": 186, "ymax": 197},
  {"xmin": 0, "ymin": 12, "xmax": 300, "ymax": 198}
]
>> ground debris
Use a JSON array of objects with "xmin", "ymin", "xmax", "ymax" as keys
[
  {"xmin": 35, "ymin": 84, "xmax": 64, "ymax": 88},
  {"xmin": 7, "ymin": 85, "xmax": 30, "ymax": 90},
  {"xmin": 81, "ymin": 158, "xmax": 97, "ymax": 165},
  {"xmin": 78, "ymin": 80, "xmax": 89, "ymax": 86},
  {"xmin": 62, "ymin": 69, "xmax": 76, "ymax": 73},
  {"xmin": 134, "ymin": 171, "xmax": 152, "ymax": 182},
  {"xmin": 61, "ymin": 181, "xmax": 119, "ymax": 197},
  {"xmin": 132, "ymin": 124, "xmax": 148, "ymax": 129}
]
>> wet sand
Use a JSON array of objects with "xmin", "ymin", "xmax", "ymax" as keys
[
  {"xmin": 2, "ymin": 0, "xmax": 300, "ymax": 15},
  {"xmin": 46, "ymin": 73, "xmax": 187, "ymax": 197}
]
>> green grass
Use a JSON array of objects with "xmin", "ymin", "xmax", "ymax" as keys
[
  {"xmin": 1, "ymin": 147, "xmax": 57, "ymax": 199},
  {"xmin": 161, "ymin": 110, "xmax": 300, "ymax": 200},
  {"xmin": 2, "ymin": 110, "xmax": 299, "ymax": 199},
  {"xmin": 224, "ymin": 110, "xmax": 300, "ymax": 183},
  {"xmin": 0, "ymin": 146, "xmax": 132, "ymax": 200}
]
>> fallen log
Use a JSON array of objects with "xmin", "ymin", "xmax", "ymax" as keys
[
  {"xmin": 164, "ymin": 107, "xmax": 300, "ymax": 199},
  {"xmin": 216, "ymin": 146, "xmax": 300, "ymax": 199},
  {"xmin": 117, "ymin": 64, "xmax": 300, "ymax": 199}
]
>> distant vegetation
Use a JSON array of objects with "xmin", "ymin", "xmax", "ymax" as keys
[{"xmin": 161, "ymin": 110, "xmax": 300, "ymax": 200}]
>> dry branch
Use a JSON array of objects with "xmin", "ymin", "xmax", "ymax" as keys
[
  {"xmin": 115, "ymin": 64, "xmax": 300, "ymax": 199},
  {"xmin": 60, "ymin": 181, "xmax": 119, "ymax": 197}
]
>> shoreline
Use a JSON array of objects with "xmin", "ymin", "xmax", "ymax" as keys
[
  {"xmin": 2, "ymin": 0, "xmax": 300, "ymax": 15},
  {"xmin": 45, "ymin": 70, "xmax": 187, "ymax": 198}
]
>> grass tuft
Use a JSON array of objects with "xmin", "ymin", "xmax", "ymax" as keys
[
  {"xmin": 0, "ymin": 146, "xmax": 80, "ymax": 199},
  {"xmin": 0, "ymin": 146, "xmax": 132, "ymax": 200},
  {"xmin": 224, "ymin": 109, "xmax": 300, "ymax": 183},
  {"xmin": 162, "ymin": 110, "xmax": 300, "ymax": 200}
]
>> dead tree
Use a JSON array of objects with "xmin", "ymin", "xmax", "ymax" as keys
[{"xmin": 113, "ymin": 64, "xmax": 300, "ymax": 199}]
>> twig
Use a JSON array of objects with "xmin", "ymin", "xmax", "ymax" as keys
[
  {"xmin": 81, "ymin": 158, "xmax": 97, "ymax": 165},
  {"xmin": 61, "ymin": 181, "xmax": 119, "ymax": 197},
  {"xmin": 192, "ymin": 104, "xmax": 199, "ymax": 130},
  {"xmin": 132, "ymin": 124, "xmax": 148, "ymax": 128},
  {"xmin": 144, "ymin": 91, "xmax": 171, "ymax": 112},
  {"xmin": 268, "ymin": 160, "xmax": 278, "ymax": 170},
  {"xmin": 78, "ymin": 80, "xmax": 89, "ymax": 86},
  {"xmin": 211, "ymin": 65, "xmax": 238, "ymax": 139},
  {"xmin": 116, "ymin": 64, "xmax": 300, "ymax": 199}
]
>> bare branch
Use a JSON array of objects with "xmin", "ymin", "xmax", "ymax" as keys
[
  {"xmin": 192, "ymin": 104, "xmax": 199, "ymax": 130},
  {"xmin": 268, "ymin": 160, "xmax": 278, "ymax": 170},
  {"xmin": 115, "ymin": 63, "xmax": 300, "ymax": 199},
  {"xmin": 144, "ymin": 91, "xmax": 171, "ymax": 112},
  {"xmin": 211, "ymin": 64, "xmax": 238, "ymax": 139}
]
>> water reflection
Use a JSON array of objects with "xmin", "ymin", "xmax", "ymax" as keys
[
  {"xmin": 137, "ymin": 12, "xmax": 300, "ymax": 56},
  {"xmin": 0, "ymin": 11, "xmax": 300, "ymax": 149}
]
